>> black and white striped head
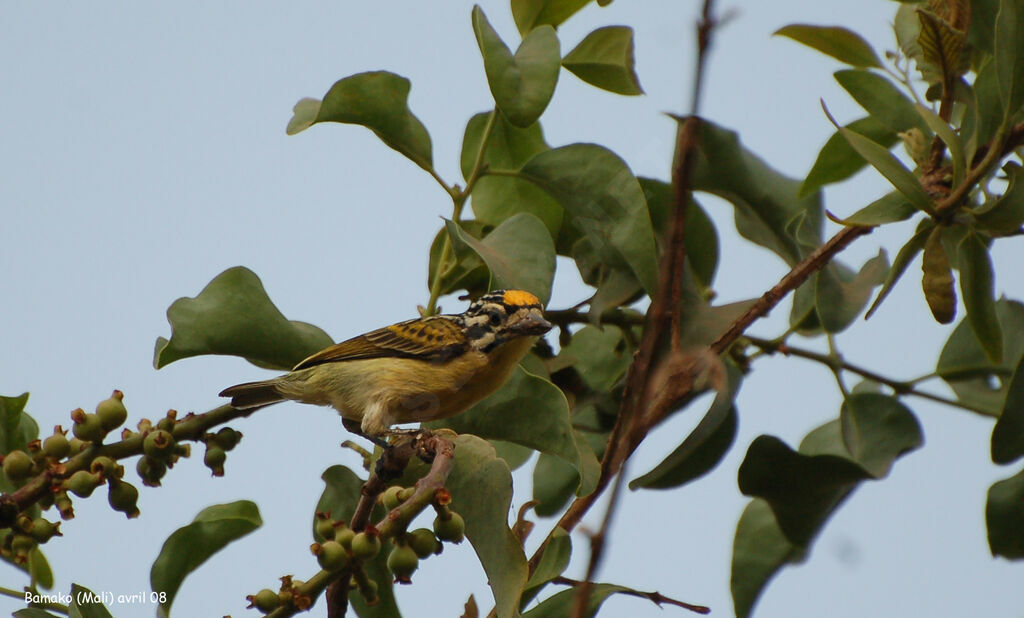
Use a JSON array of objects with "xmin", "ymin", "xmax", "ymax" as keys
[{"xmin": 460, "ymin": 290, "xmax": 551, "ymax": 352}]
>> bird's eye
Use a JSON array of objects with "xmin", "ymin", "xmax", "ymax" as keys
[{"xmin": 488, "ymin": 311, "xmax": 502, "ymax": 326}]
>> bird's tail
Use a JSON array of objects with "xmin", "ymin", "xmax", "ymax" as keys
[{"xmin": 219, "ymin": 380, "xmax": 285, "ymax": 409}]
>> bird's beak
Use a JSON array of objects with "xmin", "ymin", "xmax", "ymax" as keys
[{"xmin": 511, "ymin": 313, "xmax": 553, "ymax": 336}]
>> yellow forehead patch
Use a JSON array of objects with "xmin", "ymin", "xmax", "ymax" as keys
[{"xmin": 502, "ymin": 290, "xmax": 541, "ymax": 307}]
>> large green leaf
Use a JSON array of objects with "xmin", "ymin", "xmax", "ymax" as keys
[
  {"xmin": 839, "ymin": 393, "xmax": 925, "ymax": 478},
  {"xmin": 987, "ymin": 466, "xmax": 1024, "ymax": 559},
  {"xmin": 834, "ymin": 70, "xmax": 926, "ymax": 134},
  {"xmin": 815, "ymin": 251, "xmax": 889, "ymax": 333},
  {"xmin": 518, "ymin": 144, "xmax": 659, "ymax": 294},
  {"xmin": 151, "ymin": 501, "xmax": 262, "ymax": 618},
  {"xmin": 154, "ymin": 266, "xmax": 333, "ymax": 370},
  {"xmin": 774, "ymin": 24, "xmax": 882, "ymax": 68},
  {"xmin": 556, "ymin": 325, "xmax": 630, "ymax": 391},
  {"xmin": 937, "ymin": 299, "xmax": 1024, "ymax": 415},
  {"xmin": 958, "ymin": 232, "xmax": 1002, "ymax": 363},
  {"xmin": 640, "ymin": 177, "xmax": 719, "ymax": 288},
  {"xmin": 511, "ymin": 0, "xmax": 593, "ymax": 35},
  {"xmin": 731, "ymin": 499, "xmax": 805, "ymax": 618},
  {"xmin": 315, "ymin": 465, "xmax": 398, "ymax": 617},
  {"xmin": 69, "ymin": 584, "xmax": 114, "ymax": 618},
  {"xmin": 427, "ymin": 220, "xmax": 490, "ymax": 299},
  {"xmin": 521, "ymin": 528, "xmax": 571, "ymax": 606},
  {"xmin": 473, "ymin": 6, "xmax": 560, "ymax": 128},
  {"xmin": 562, "ymin": 26, "xmax": 643, "ymax": 95},
  {"xmin": 801, "ymin": 117, "xmax": 897, "ymax": 196},
  {"xmin": 838, "ymin": 191, "xmax": 917, "ymax": 227},
  {"xmin": 991, "ymin": 356, "xmax": 1024, "ymax": 464},
  {"xmin": 460, "ymin": 113, "xmax": 562, "ymax": 237},
  {"xmin": 445, "ymin": 213, "xmax": 556, "ymax": 304},
  {"xmin": 445, "ymin": 435, "xmax": 528, "ymax": 618},
  {"xmin": 994, "ymin": 0, "xmax": 1024, "ymax": 119},
  {"xmin": 692, "ymin": 120, "xmax": 823, "ymax": 266},
  {"xmin": 429, "ymin": 366, "xmax": 579, "ymax": 480},
  {"xmin": 0, "ymin": 393, "xmax": 37, "ymax": 455},
  {"xmin": 974, "ymin": 162, "xmax": 1024, "ymax": 236},
  {"xmin": 286, "ymin": 72, "xmax": 433, "ymax": 171}
]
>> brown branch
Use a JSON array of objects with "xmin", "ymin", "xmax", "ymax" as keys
[
  {"xmin": 570, "ymin": 461, "xmax": 629, "ymax": 618},
  {"xmin": 554, "ymin": 577, "xmax": 710, "ymax": 615}
]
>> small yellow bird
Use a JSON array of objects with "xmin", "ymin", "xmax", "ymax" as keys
[{"xmin": 220, "ymin": 290, "xmax": 552, "ymax": 440}]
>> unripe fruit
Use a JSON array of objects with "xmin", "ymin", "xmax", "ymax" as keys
[
  {"xmin": 357, "ymin": 578, "xmax": 379, "ymax": 605},
  {"xmin": 380, "ymin": 485, "xmax": 404, "ymax": 511},
  {"xmin": 433, "ymin": 512, "xmax": 465, "ymax": 544},
  {"xmin": 386, "ymin": 543, "xmax": 419, "ymax": 583},
  {"xmin": 96, "ymin": 391, "xmax": 128, "ymax": 430},
  {"xmin": 156, "ymin": 411, "xmax": 177, "ymax": 432},
  {"xmin": 90, "ymin": 456, "xmax": 123, "ymax": 479},
  {"xmin": 29, "ymin": 518, "xmax": 62, "ymax": 543},
  {"xmin": 136, "ymin": 456, "xmax": 167, "ymax": 487},
  {"xmin": 72, "ymin": 413, "xmax": 106, "ymax": 443},
  {"xmin": 408, "ymin": 528, "xmax": 441, "ymax": 558},
  {"xmin": 315, "ymin": 516, "xmax": 336, "ymax": 541},
  {"xmin": 350, "ymin": 531, "xmax": 381, "ymax": 560},
  {"xmin": 68, "ymin": 438, "xmax": 87, "ymax": 456},
  {"xmin": 2, "ymin": 450, "xmax": 33, "ymax": 481},
  {"xmin": 66, "ymin": 470, "xmax": 103, "ymax": 498},
  {"xmin": 11, "ymin": 534, "xmax": 35, "ymax": 564},
  {"xmin": 43, "ymin": 432, "xmax": 70, "ymax": 459},
  {"xmin": 143, "ymin": 430, "xmax": 175, "ymax": 460},
  {"xmin": 204, "ymin": 446, "xmax": 226, "ymax": 476},
  {"xmin": 335, "ymin": 526, "xmax": 355, "ymax": 549},
  {"xmin": 213, "ymin": 427, "xmax": 242, "ymax": 451},
  {"xmin": 249, "ymin": 588, "xmax": 280, "ymax": 612},
  {"xmin": 108, "ymin": 479, "xmax": 140, "ymax": 518},
  {"xmin": 314, "ymin": 540, "xmax": 351, "ymax": 571}
]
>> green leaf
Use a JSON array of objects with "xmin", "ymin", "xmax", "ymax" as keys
[
  {"xmin": 731, "ymin": 499, "xmax": 805, "ymax": 618},
  {"xmin": 154, "ymin": 266, "xmax": 333, "ymax": 370},
  {"xmin": 994, "ymin": 0, "xmax": 1024, "ymax": 118},
  {"xmin": 986, "ymin": 466, "xmax": 1024, "ymax": 559},
  {"xmin": 14, "ymin": 609, "xmax": 62, "ymax": 618},
  {"xmin": 69, "ymin": 584, "xmax": 114, "ymax": 618},
  {"xmin": 815, "ymin": 251, "xmax": 889, "ymax": 333},
  {"xmin": 630, "ymin": 363, "xmax": 741, "ymax": 490},
  {"xmin": 866, "ymin": 219, "xmax": 934, "ymax": 319},
  {"xmin": 460, "ymin": 113, "xmax": 562, "ymax": 237},
  {"xmin": 801, "ymin": 117, "xmax": 898, "ymax": 196},
  {"xmin": 640, "ymin": 178, "xmax": 719, "ymax": 288},
  {"xmin": 839, "ymin": 393, "xmax": 924, "ymax": 478},
  {"xmin": 921, "ymin": 225, "xmax": 957, "ymax": 324},
  {"xmin": 524, "ymin": 583, "xmax": 667, "ymax": 618},
  {"xmin": 833, "ymin": 113, "xmax": 935, "ymax": 215},
  {"xmin": 150, "ymin": 501, "xmax": 262, "ymax": 618},
  {"xmin": 916, "ymin": 8, "xmax": 969, "ymax": 85},
  {"xmin": 964, "ymin": 58, "xmax": 1003, "ymax": 165},
  {"xmin": 521, "ymin": 528, "xmax": 571, "ymax": 606},
  {"xmin": 958, "ymin": 232, "xmax": 1002, "ymax": 363},
  {"xmin": 518, "ymin": 144, "xmax": 659, "ymax": 294},
  {"xmin": 286, "ymin": 72, "xmax": 433, "ymax": 171},
  {"xmin": 511, "ymin": 0, "xmax": 592, "ymax": 35},
  {"xmin": 429, "ymin": 366, "xmax": 579, "ymax": 479},
  {"xmin": 473, "ymin": 6, "xmax": 560, "ymax": 128},
  {"xmin": 0, "ymin": 392, "xmax": 37, "ymax": 455},
  {"xmin": 562, "ymin": 26, "xmax": 643, "ymax": 95},
  {"xmin": 916, "ymin": 103, "xmax": 965, "ymax": 187},
  {"xmin": 428, "ymin": 220, "xmax": 490, "ymax": 299},
  {"xmin": 445, "ymin": 213, "xmax": 556, "ymax": 304},
  {"xmin": 557, "ymin": 325, "xmax": 630, "ymax": 391},
  {"xmin": 992, "ymin": 356, "xmax": 1024, "ymax": 464},
  {"xmin": 533, "ymin": 451, "xmax": 577, "ymax": 516},
  {"xmin": 839, "ymin": 191, "xmax": 917, "ymax": 226},
  {"xmin": 937, "ymin": 299, "xmax": 1024, "ymax": 415},
  {"xmin": 446, "ymin": 435, "xmax": 528, "ymax": 618},
  {"xmin": 834, "ymin": 70, "xmax": 926, "ymax": 135},
  {"xmin": 693, "ymin": 120, "xmax": 823, "ymax": 266},
  {"xmin": 28, "ymin": 547, "xmax": 54, "ymax": 590},
  {"xmin": 738, "ymin": 435, "xmax": 869, "ymax": 547},
  {"xmin": 315, "ymin": 465, "xmax": 398, "ymax": 617},
  {"xmin": 774, "ymin": 24, "xmax": 882, "ymax": 68},
  {"xmin": 974, "ymin": 162, "xmax": 1024, "ymax": 236}
]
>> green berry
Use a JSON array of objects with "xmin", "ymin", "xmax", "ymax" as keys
[
  {"xmin": 386, "ymin": 543, "xmax": 419, "ymax": 583},
  {"xmin": 315, "ymin": 516, "xmax": 336, "ymax": 541},
  {"xmin": 2, "ymin": 450, "xmax": 33, "ymax": 481},
  {"xmin": 90, "ymin": 456, "xmax": 123, "ymax": 479},
  {"xmin": 213, "ymin": 427, "xmax": 242, "ymax": 451},
  {"xmin": 107, "ymin": 479, "xmax": 140, "ymax": 518},
  {"xmin": 143, "ymin": 430, "xmax": 175, "ymax": 459},
  {"xmin": 433, "ymin": 512, "xmax": 465, "ymax": 544},
  {"xmin": 96, "ymin": 391, "xmax": 128, "ymax": 430},
  {"xmin": 43, "ymin": 432, "xmax": 71, "ymax": 459},
  {"xmin": 204, "ymin": 446, "xmax": 226, "ymax": 476},
  {"xmin": 314, "ymin": 540, "xmax": 351, "ymax": 571},
  {"xmin": 72, "ymin": 413, "xmax": 106, "ymax": 443},
  {"xmin": 156, "ymin": 412, "xmax": 177, "ymax": 432},
  {"xmin": 29, "ymin": 518, "xmax": 62, "ymax": 543},
  {"xmin": 66, "ymin": 470, "xmax": 102, "ymax": 498},
  {"xmin": 380, "ymin": 485, "xmax": 404, "ymax": 511},
  {"xmin": 136, "ymin": 456, "xmax": 167, "ymax": 487},
  {"xmin": 350, "ymin": 531, "xmax": 381, "ymax": 560},
  {"xmin": 408, "ymin": 528, "xmax": 440, "ymax": 558},
  {"xmin": 250, "ymin": 588, "xmax": 280, "ymax": 613},
  {"xmin": 335, "ymin": 526, "xmax": 355, "ymax": 549}
]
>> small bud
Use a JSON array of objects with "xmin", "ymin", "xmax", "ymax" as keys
[
  {"xmin": 68, "ymin": 437, "xmax": 87, "ymax": 456},
  {"xmin": 204, "ymin": 446, "xmax": 226, "ymax": 476},
  {"xmin": 29, "ymin": 518, "xmax": 62, "ymax": 543},
  {"xmin": 11, "ymin": 534, "xmax": 36, "ymax": 564},
  {"xmin": 54, "ymin": 491, "xmax": 75, "ymax": 520},
  {"xmin": 72, "ymin": 412, "xmax": 106, "ymax": 443},
  {"xmin": 315, "ymin": 514, "xmax": 336, "ymax": 541},
  {"xmin": 136, "ymin": 456, "xmax": 167, "ymax": 487},
  {"xmin": 335, "ymin": 526, "xmax": 356, "ymax": 550},
  {"xmin": 380, "ymin": 486, "xmax": 404, "ymax": 511},
  {"xmin": 213, "ymin": 427, "xmax": 242, "ymax": 451},
  {"xmin": 143, "ymin": 430, "xmax": 175, "ymax": 459},
  {"xmin": 96, "ymin": 391, "xmax": 128, "ymax": 430},
  {"xmin": 2, "ymin": 450, "xmax": 34, "ymax": 481},
  {"xmin": 65, "ymin": 469, "xmax": 103, "ymax": 498},
  {"xmin": 107, "ymin": 479, "xmax": 140, "ymax": 518},
  {"xmin": 248, "ymin": 588, "xmax": 280, "ymax": 613},
  {"xmin": 43, "ymin": 429, "xmax": 71, "ymax": 460},
  {"xmin": 90, "ymin": 456, "xmax": 124, "ymax": 479},
  {"xmin": 156, "ymin": 410, "xmax": 177, "ymax": 432}
]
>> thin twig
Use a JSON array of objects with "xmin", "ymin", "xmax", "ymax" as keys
[
  {"xmin": 553, "ymin": 577, "xmax": 710, "ymax": 615},
  {"xmin": 570, "ymin": 462, "xmax": 629, "ymax": 618}
]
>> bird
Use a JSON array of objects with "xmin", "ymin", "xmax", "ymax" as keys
[{"xmin": 219, "ymin": 289, "xmax": 552, "ymax": 441}]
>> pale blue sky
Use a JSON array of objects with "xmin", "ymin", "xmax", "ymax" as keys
[{"xmin": 2, "ymin": 2, "xmax": 1020, "ymax": 617}]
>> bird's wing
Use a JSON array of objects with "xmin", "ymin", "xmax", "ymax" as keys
[{"xmin": 292, "ymin": 316, "xmax": 468, "ymax": 369}]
